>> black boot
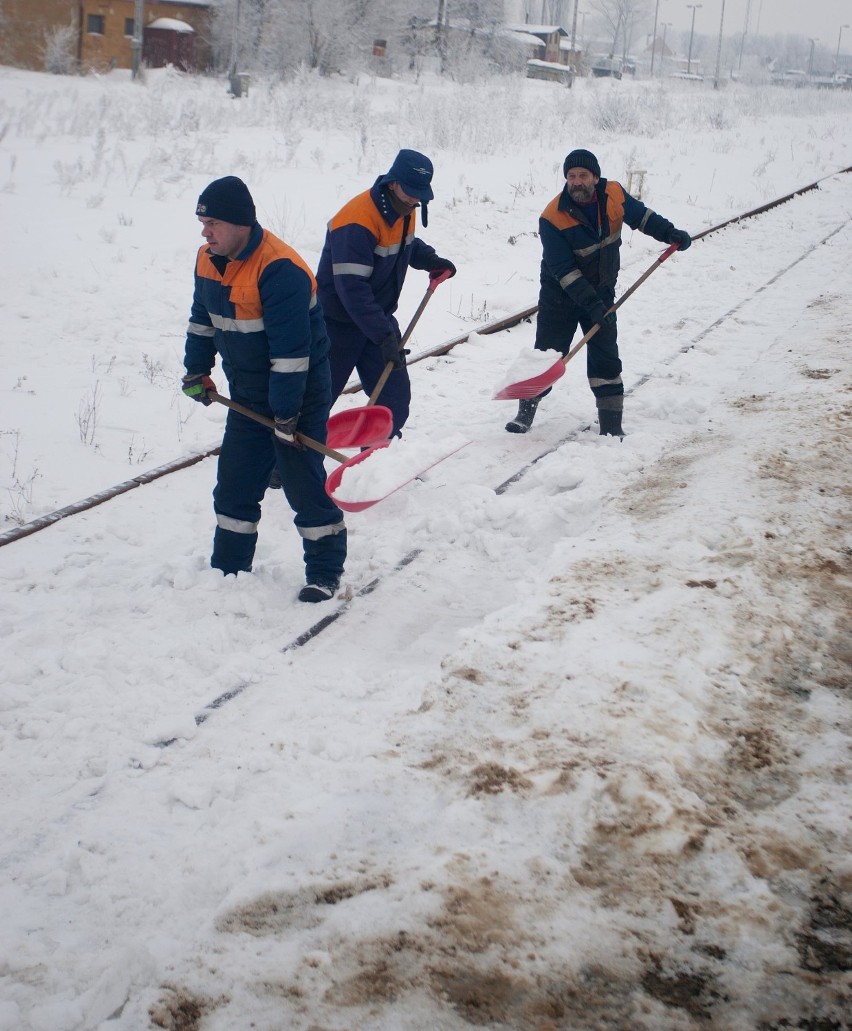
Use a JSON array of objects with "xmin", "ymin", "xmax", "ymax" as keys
[
  {"xmin": 505, "ymin": 397, "xmax": 541, "ymax": 434},
  {"xmin": 598, "ymin": 408, "xmax": 624, "ymax": 437}
]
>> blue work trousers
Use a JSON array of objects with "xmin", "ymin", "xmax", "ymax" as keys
[
  {"xmin": 211, "ymin": 371, "xmax": 346, "ymax": 584},
  {"xmin": 534, "ymin": 281, "xmax": 623, "ymax": 403},
  {"xmin": 326, "ymin": 318, "xmax": 411, "ymax": 436}
]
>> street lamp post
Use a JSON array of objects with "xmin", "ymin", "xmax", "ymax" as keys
[
  {"xmin": 686, "ymin": 4, "xmax": 702, "ymax": 76},
  {"xmin": 807, "ymin": 37, "xmax": 818, "ymax": 78},
  {"xmin": 835, "ymin": 24, "xmax": 849, "ymax": 77},
  {"xmin": 660, "ymin": 21, "xmax": 672, "ymax": 77}
]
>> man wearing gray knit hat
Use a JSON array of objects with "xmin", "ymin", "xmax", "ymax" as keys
[{"xmin": 506, "ymin": 149, "xmax": 691, "ymax": 437}]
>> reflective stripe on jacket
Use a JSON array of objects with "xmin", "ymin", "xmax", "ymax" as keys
[
  {"xmin": 316, "ymin": 179, "xmax": 436, "ymax": 342},
  {"xmin": 184, "ymin": 224, "xmax": 329, "ymax": 418},
  {"xmin": 539, "ymin": 178, "xmax": 674, "ymax": 314}
]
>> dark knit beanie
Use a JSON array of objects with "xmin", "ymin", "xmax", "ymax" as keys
[
  {"xmin": 196, "ymin": 176, "xmax": 256, "ymax": 226},
  {"xmin": 563, "ymin": 149, "xmax": 601, "ymax": 178}
]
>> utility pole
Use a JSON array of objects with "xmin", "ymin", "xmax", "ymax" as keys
[
  {"xmin": 131, "ymin": 0, "xmax": 144, "ymax": 80},
  {"xmin": 436, "ymin": 0, "xmax": 447, "ymax": 73},
  {"xmin": 835, "ymin": 24, "xmax": 849, "ymax": 77},
  {"xmin": 738, "ymin": 0, "xmax": 751, "ymax": 72},
  {"xmin": 228, "ymin": 0, "xmax": 242, "ymax": 78},
  {"xmin": 650, "ymin": 0, "xmax": 661, "ymax": 77},
  {"xmin": 807, "ymin": 37, "xmax": 818, "ymax": 78},
  {"xmin": 686, "ymin": 4, "xmax": 702, "ymax": 76},
  {"xmin": 570, "ymin": 0, "xmax": 579, "ymax": 51},
  {"xmin": 713, "ymin": 0, "xmax": 726, "ymax": 88}
]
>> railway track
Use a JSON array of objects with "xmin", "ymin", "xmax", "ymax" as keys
[{"xmin": 1, "ymin": 163, "xmax": 849, "ymax": 550}]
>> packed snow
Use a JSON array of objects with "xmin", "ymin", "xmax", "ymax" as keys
[{"xmin": 0, "ymin": 65, "xmax": 850, "ymax": 1031}]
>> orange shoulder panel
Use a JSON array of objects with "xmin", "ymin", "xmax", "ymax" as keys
[
  {"xmin": 604, "ymin": 181, "xmax": 626, "ymax": 227},
  {"xmin": 196, "ymin": 246, "xmax": 220, "ymax": 280},
  {"xmin": 256, "ymin": 230, "xmax": 317, "ymax": 292},
  {"xmin": 328, "ymin": 189, "xmax": 413, "ymax": 247},
  {"xmin": 540, "ymin": 193, "xmax": 579, "ymax": 231}
]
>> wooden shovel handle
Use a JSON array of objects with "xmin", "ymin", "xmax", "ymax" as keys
[
  {"xmin": 367, "ymin": 269, "xmax": 451, "ymax": 406},
  {"xmin": 209, "ymin": 391, "xmax": 349, "ymax": 464},
  {"xmin": 561, "ymin": 242, "xmax": 679, "ymax": 369}
]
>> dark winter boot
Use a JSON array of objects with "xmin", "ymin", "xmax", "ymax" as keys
[
  {"xmin": 505, "ymin": 397, "xmax": 541, "ymax": 434},
  {"xmin": 298, "ymin": 582, "xmax": 339, "ymax": 603},
  {"xmin": 598, "ymin": 408, "xmax": 624, "ymax": 438}
]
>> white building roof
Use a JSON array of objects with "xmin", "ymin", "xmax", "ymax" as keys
[{"xmin": 147, "ymin": 17, "xmax": 194, "ymax": 32}]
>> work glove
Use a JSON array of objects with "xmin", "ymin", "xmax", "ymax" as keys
[
  {"xmin": 425, "ymin": 256, "xmax": 457, "ymax": 282},
  {"xmin": 669, "ymin": 228, "xmax": 692, "ymax": 251},
  {"xmin": 181, "ymin": 373, "xmax": 215, "ymax": 405},
  {"xmin": 377, "ymin": 332, "xmax": 407, "ymax": 370},
  {"xmin": 591, "ymin": 304, "xmax": 617, "ymax": 328},
  {"xmin": 274, "ymin": 415, "xmax": 303, "ymax": 449}
]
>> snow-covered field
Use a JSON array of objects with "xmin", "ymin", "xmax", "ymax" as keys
[{"xmin": 0, "ymin": 65, "xmax": 850, "ymax": 1030}]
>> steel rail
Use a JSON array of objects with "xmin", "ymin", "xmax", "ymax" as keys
[
  {"xmin": 1, "ymin": 164, "xmax": 850, "ymax": 549},
  {"xmin": 341, "ymin": 162, "xmax": 852, "ymax": 387}
]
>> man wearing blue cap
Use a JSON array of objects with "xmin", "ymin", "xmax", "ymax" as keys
[
  {"xmin": 181, "ymin": 175, "xmax": 346, "ymax": 603},
  {"xmin": 506, "ymin": 148, "xmax": 692, "ymax": 437},
  {"xmin": 316, "ymin": 149, "xmax": 457, "ymax": 437}
]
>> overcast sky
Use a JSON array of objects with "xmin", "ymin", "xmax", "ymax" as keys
[{"xmin": 634, "ymin": 0, "xmax": 850, "ymax": 43}]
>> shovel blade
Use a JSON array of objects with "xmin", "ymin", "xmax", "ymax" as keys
[
  {"xmin": 324, "ymin": 442, "xmax": 391, "ymax": 512},
  {"xmin": 326, "ymin": 405, "xmax": 393, "ymax": 449},
  {"xmin": 325, "ymin": 440, "xmax": 469, "ymax": 512},
  {"xmin": 492, "ymin": 358, "xmax": 566, "ymax": 400}
]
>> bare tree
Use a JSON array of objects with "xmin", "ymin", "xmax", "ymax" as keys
[{"xmin": 588, "ymin": 0, "xmax": 649, "ymax": 59}]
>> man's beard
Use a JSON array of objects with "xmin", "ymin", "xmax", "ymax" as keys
[{"xmin": 568, "ymin": 184, "xmax": 595, "ymax": 204}]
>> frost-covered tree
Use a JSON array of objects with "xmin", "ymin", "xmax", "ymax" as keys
[
  {"xmin": 211, "ymin": 0, "xmax": 423, "ymax": 77},
  {"xmin": 41, "ymin": 24, "xmax": 79, "ymax": 75},
  {"xmin": 589, "ymin": 0, "xmax": 649, "ymax": 59},
  {"xmin": 209, "ymin": 0, "xmax": 515, "ymax": 79}
]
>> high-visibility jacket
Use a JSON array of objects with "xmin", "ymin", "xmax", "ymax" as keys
[
  {"xmin": 539, "ymin": 178, "xmax": 675, "ymax": 313},
  {"xmin": 316, "ymin": 180, "xmax": 437, "ymax": 343},
  {"xmin": 184, "ymin": 224, "xmax": 329, "ymax": 419}
]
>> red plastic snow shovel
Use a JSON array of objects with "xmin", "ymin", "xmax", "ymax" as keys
[
  {"xmin": 324, "ymin": 438, "xmax": 470, "ymax": 513},
  {"xmin": 325, "ymin": 268, "xmax": 453, "ymax": 449},
  {"xmin": 209, "ymin": 391, "xmax": 462, "ymax": 512},
  {"xmin": 493, "ymin": 242, "xmax": 680, "ymax": 401}
]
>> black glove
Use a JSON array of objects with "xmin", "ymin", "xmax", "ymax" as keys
[
  {"xmin": 377, "ymin": 333, "xmax": 406, "ymax": 370},
  {"xmin": 669, "ymin": 228, "xmax": 692, "ymax": 251},
  {"xmin": 181, "ymin": 373, "xmax": 215, "ymax": 405},
  {"xmin": 591, "ymin": 304, "xmax": 617, "ymax": 328},
  {"xmin": 426, "ymin": 256, "xmax": 457, "ymax": 282},
  {"xmin": 274, "ymin": 415, "xmax": 303, "ymax": 449}
]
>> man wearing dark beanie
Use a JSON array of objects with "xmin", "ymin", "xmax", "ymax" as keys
[
  {"xmin": 506, "ymin": 149, "xmax": 692, "ymax": 437},
  {"xmin": 182, "ymin": 176, "xmax": 347, "ymax": 602}
]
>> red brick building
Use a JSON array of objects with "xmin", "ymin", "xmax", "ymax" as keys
[{"xmin": 1, "ymin": 0, "xmax": 212, "ymax": 73}]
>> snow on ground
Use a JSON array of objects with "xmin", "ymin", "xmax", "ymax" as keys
[{"xmin": 0, "ymin": 66, "xmax": 850, "ymax": 1030}]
